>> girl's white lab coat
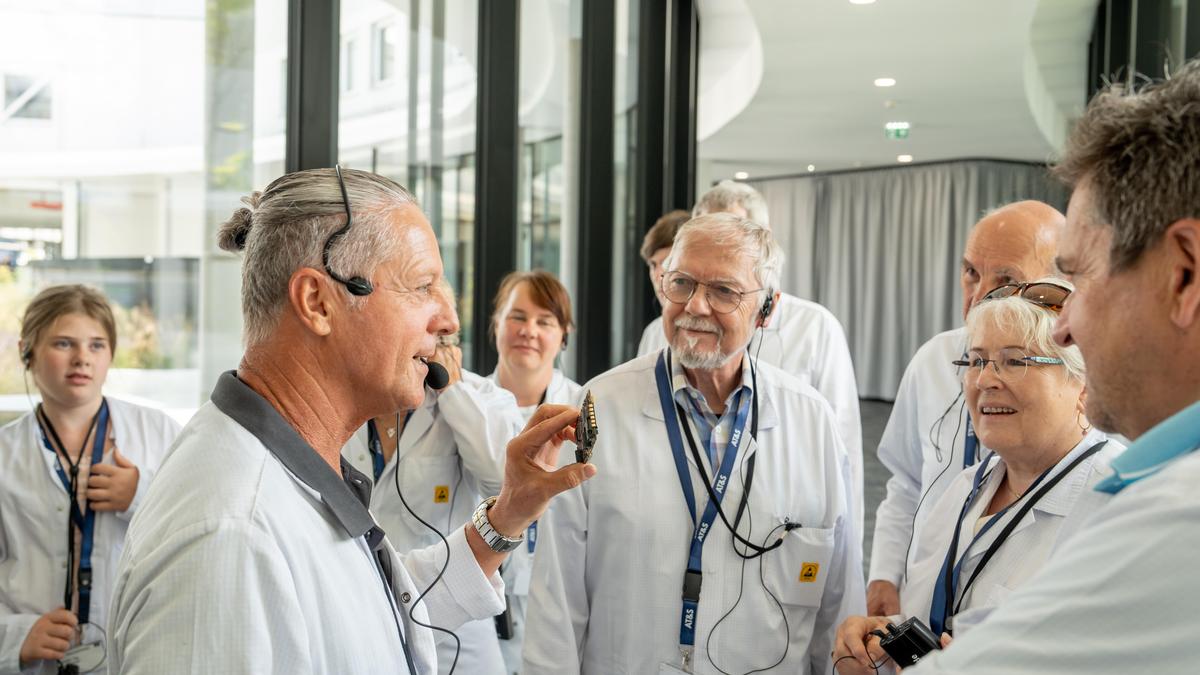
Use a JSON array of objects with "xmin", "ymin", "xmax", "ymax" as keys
[
  {"xmin": 900, "ymin": 429, "xmax": 1121, "ymax": 635},
  {"xmin": 485, "ymin": 369, "xmax": 582, "ymax": 674},
  {"xmin": 522, "ymin": 353, "xmax": 865, "ymax": 675},
  {"xmin": 343, "ymin": 371, "xmax": 524, "ymax": 675},
  {"xmin": 0, "ymin": 397, "xmax": 180, "ymax": 675}
]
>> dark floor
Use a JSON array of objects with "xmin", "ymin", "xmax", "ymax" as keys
[{"xmin": 860, "ymin": 399, "xmax": 894, "ymax": 573}]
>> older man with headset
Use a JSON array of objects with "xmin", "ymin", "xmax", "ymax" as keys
[
  {"xmin": 106, "ymin": 167, "xmax": 595, "ymax": 674},
  {"xmin": 524, "ymin": 213, "xmax": 863, "ymax": 675}
]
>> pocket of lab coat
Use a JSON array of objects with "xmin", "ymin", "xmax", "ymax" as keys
[
  {"xmin": 398, "ymin": 456, "xmax": 460, "ymax": 524},
  {"xmin": 764, "ymin": 525, "xmax": 836, "ymax": 607}
]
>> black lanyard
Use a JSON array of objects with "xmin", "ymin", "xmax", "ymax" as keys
[
  {"xmin": 938, "ymin": 440, "xmax": 1107, "ymax": 629},
  {"xmin": 36, "ymin": 400, "xmax": 109, "ymax": 625}
]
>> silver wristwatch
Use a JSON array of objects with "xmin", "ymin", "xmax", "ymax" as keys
[{"xmin": 471, "ymin": 496, "xmax": 524, "ymax": 553}]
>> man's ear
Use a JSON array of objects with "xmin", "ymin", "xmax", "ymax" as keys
[
  {"xmin": 288, "ymin": 268, "xmax": 337, "ymax": 337},
  {"xmin": 1165, "ymin": 219, "xmax": 1200, "ymax": 330}
]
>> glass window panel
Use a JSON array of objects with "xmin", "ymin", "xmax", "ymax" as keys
[
  {"xmin": 341, "ymin": 0, "xmax": 478, "ymax": 364},
  {"xmin": 0, "ymin": 0, "xmax": 287, "ymax": 424}
]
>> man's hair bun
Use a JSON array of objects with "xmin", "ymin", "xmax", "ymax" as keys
[{"xmin": 217, "ymin": 191, "xmax": 262, "ymax": 252}]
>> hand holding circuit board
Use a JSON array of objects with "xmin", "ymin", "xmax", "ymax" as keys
[{"xmin": 575, "ymin": 390, "xmax": 598, "ymax": 464}]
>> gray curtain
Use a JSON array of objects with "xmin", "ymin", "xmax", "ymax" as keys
[{"xmin": 751, "ymin": 160, "xmax": 1068, "ymax": 400}]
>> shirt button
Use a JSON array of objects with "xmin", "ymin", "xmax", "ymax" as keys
[
  {"xmin": 400, "ymin": 592, "xmax": 412, "ymax": 604},
  {"xmin": 57, "ymin": 506, "xmax": 64, "ymax": 513},
  {"xmin": 62, "ymin": 561, "xmax": 68, "ymax": 569}
]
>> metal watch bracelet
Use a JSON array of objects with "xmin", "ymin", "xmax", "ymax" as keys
[{"xmin": 471, "ymin": 496, "xmax": 524, "ymax": 553}]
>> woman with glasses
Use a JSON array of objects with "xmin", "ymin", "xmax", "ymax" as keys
[
  {"xmin": 1, "ymin": 285, "xmax": 180, "ymax": 674},
  {"xmin": 486, "ymin": 270, "xmax": 581, "ymax": 674},
  {"xmin": 832, "ymin": 279, "xmax": 1124, "ymax": 674}
]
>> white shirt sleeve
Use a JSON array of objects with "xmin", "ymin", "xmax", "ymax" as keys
[
  {"xmin": 868, "ymin": 360, "xmax": 927, "ymax": 585},
  {"xmin": 110, "ymin": 519, "xmax": 312, "ymax": 675},
  {"xmin": 397, "ymin": 525, "xmax": 506, "ymax": 631},
  {"xmin": 436, "ymin": 376, "xmax": 522, "ymax": 498},
  {"xmin": 807, "ymin": 314, "xmax": 864, "ymax": 538},
  {"xmin": 521, "ymin": 482, "xmax": 588, "ymax": 675},
  {"xmin": 908, "ymin": 455, "xmax": 1200, "ymax": 674},
  {"xmin": 0, "ymin": 613, "xmax": 38, "ymax": 675},
  {"xmin": 117, "ymin": 413, "xmax": 181, "ymax": 522},
  {"xmin": 810, "ymin": 427, "xmax": 868, "ymax": 674}
]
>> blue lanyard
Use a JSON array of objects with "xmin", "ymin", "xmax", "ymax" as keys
[
  {"xmin": 38, "ymin": 399, "xmax": 109, "ymax": 626},
  {"xmin": 366, "ymin": 411, "xmax": 414, "ymax": 483},
  {"xmin": 1096, "ymin": 399, "xmax": 1200, "ymax": 493},
  {"xmin": 928, "ymin": 441, "xmax": 1106, "ymax": 634},
  {"xmin": 963, "ymin": 415, "xmax": 978, "ymax": 468},
  {"xmin": 654, "ymin": 352, "xmax": 752, "ymax": 649}
]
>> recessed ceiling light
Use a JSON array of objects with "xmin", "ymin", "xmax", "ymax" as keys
[
  {"xmin": 884, "ymin": 121, "xmax": 910, "ymax": 130},
  {"xmin": 807, "ymin": 164, "xmax": 816, "ymax": 172},
  {"xmin": 897, "ymin": 154, "xmax": 914, "ymax": 163},
  {"xmin": 850, "ymin": 0, "xmax": 877, "ymax": 5},
  {"xmin": 874, "ymin": 77, "xmax": 896, "ymax": 87},
  {"xmin": 734, "ymin": 171, "xmax": 749, "ymax": 180}
]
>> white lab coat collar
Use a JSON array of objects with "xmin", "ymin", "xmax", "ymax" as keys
[
  {"xmin": 960, "ymin": 429, "xmax": 1111, "ymax": 557},
  {"xmin": 639, "ymin": 349, "xmax": 780, "ymax": 432}
]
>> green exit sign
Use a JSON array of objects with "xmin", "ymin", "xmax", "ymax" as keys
[{"xmin": 886, "ymin": 127, "xmax": 909, "ymax": 140}]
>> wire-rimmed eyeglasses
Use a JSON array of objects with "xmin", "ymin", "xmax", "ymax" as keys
[
  {"xmin": 660, "ymin": 270, "xmax": 763, "ymax": 314},
  {"xmin": 953, "ymin": 348, "xmax": 1064, "ymax": 379}
]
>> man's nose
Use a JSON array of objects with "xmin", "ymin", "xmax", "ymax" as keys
[{"xmin": 684, "ymin": 286, "xmax": 712, "ymax": 316}]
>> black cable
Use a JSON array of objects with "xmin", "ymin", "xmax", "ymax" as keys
[
  {"xmin": 703, "ymin": 450, "xmax": 762, "ymax": 674},
  {"xmin": 831, "ymin": 653, "xmax": 882, "ymax": 675},
  {"xmin": 900, "ymin": 396, "xmax": 964, "ymax": 586},
  {"xmin": 391, "ymin": 416, "xmax": 461, "ymax": 674}
]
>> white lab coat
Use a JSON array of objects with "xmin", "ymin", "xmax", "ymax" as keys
[
  {"xmin": 109, "ymin": 395, "xmax": 506, "ymax": 675},
  {"xmin": 869, "ymin": 327, "xmax": 972, "ymax": 587},
  {"xmin": 485, "ymin": 369, "xmax": 582, "ymax": 675},
  {"xmin": 522, "ymin": 352, "xmax": 865, "ymax": 675},
  {"xmin": 638, "ymin": 292, "xmax": 865, "ymax": 537},
  {"xmin": 0, "ymin": 397, "xmax": 179, "ymax": 675},
  {"xmin": 342, "ymin": 371, "xmax": 524, "ymax": 675},
  {"xmin": 909, "ymin": 446, "xmax": 1200, "ymax": 674},
  {"xmin": 900, "ymin": 430, "xmax": 1121, "ymax": 635}
]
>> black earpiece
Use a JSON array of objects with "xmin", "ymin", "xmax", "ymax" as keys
[
  {"xmin": 759, "ymin": 294, "xmax": 774, "ymax": 322},
  {"xmin": 324, "ymin": 165, "xmax": 375, "ymax": 297},
  {"xmin": 20, "ymin": 347, "xmax": 31, "ymax": 368},
  {"xmin": 562, "ymin": 332, "xmax": 570, "ymax": 349}
]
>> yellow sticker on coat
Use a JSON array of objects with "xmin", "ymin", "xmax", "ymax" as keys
[{"xmin": 799, "ymin": 562, "xmax": 820, "ymax": 583}]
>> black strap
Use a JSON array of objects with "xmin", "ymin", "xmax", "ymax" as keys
[
  {"xmin": 373, "ymin": 547, "xmax": 419, "ymax": 674},
  {"xmin": 671, "ymin": 355, "xmax": 780, "ymax": 559},
  {"xmin": 953, "ymin": 440, "xmax": 1108, "ymax": 616}
]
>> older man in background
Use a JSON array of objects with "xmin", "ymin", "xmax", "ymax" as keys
[
  {"xmin": 866, "ymin": 200, "xmax": 1064, "ymax": 615},
  {"xmin": 640, "ymin": 180, "xmax": 865, "ymax": 537},
  {"xmin": 526, "ymin": 213, "xmax": 863, "ymax": 675}
]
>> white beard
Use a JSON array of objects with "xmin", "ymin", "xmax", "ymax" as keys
[{"xmin": 671, "ymin": 315, "xmax": 739, "ymax": 370}]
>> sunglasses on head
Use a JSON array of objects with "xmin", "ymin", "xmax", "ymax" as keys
[{"xmin": 982, "ymin": 282, "xmax": 1071, "ymax": 312}]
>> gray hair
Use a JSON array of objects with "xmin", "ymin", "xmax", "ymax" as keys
[
  {"xmin": 965, "ymin": 277, "xmax": 1085, "ymax": 382},
  {"xmin": 692, "ymin": 180, "xmax": 770, "ymax": 228},
  {"xmin": 217, "ymin": 168, "xmax": 417, "ymax": 346},
  {"xmin": 665, "ymin": 212, "xmax": 784, "ymax": 299},
  {"xmin": 1053, "ymin": 58, "xmax": 1200, "ymax": 271}
]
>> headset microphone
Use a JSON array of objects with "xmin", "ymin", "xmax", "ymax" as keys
[{"xmin": 424, "ymin": 360, "xmax": 450, "ymax": 390}]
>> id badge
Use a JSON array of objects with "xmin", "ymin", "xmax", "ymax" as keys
[{"xmin": 61, "ymin": 641, "xmax": 105, "ymax": 672}]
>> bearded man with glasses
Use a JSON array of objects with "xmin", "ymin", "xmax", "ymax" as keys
[{"xmin": 522, "ymin": 213, "xmax": 865, "ymax": 675}]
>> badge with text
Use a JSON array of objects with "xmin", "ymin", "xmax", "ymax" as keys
[
  {"xmin": 799, "ymin": 562, "xmax": 820, "ymax": 583},
  {"xmin": 433, "ymin": 485, "xmax": 450, "ymax": 503}
]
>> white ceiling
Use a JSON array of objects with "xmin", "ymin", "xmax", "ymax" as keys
[{"xmin": 696, "ymin": 0, "xmax": 1099, "ymax": 181}]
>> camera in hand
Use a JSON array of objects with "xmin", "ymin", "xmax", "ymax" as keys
[{"xmin": 877, "ymin": 617, "xmax": 941, "ymax": 667}]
